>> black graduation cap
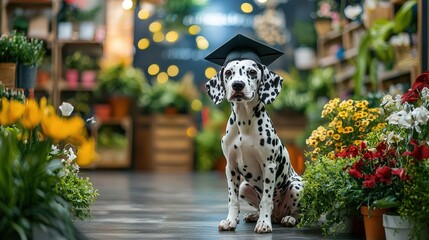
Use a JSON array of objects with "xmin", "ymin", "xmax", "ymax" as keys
[{"xmin": 205, "ymin": 34, "xmax": 283, "ymax": 66}]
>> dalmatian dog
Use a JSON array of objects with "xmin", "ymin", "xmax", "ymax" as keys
[{"xmin": 206, "ymin": 59, "xmax": 303, "ymax": 233}]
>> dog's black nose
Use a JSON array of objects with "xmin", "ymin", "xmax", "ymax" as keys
[{"xmin": 232, "ymin": 81, "xmax": 245, "ymax": 91}]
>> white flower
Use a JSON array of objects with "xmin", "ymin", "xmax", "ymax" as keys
[
  {"xmin": 421, "ymin": 87, "xmax": 429, "ymax": 106},
  {"xmin": 50, "ymin": 145, "xmax": 59, "ymax": 154},
  {"xmin": 386, "ymin": 110, "xmax": 413, "ymax": 129},
  {"xmin": 386, "ymin": 131, "xmax": 403, "ymax": 145},
  {"xmin": 59, "ymin": 102, "xmax": 74, "ymax": 116},
  {"xmin": 67, "ymin": 148, "xmax": 77, "ymax": 161},
  {"xmin": 344, "ymin": 5, "xmax": 362, "ymax": 20},
  {"xmin": 86, "ymin": 116, "xmax": 96, "ymax": 124},
  {"xmin": 412, "ymin": 107, "xmax": 429, "ymax": 124}
]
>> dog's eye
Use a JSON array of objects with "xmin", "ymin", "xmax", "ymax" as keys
[
  {"xmin": 249, "ymin": 69, "xmax": 257, "ymax": 77},
  {"xmin": 225, "ymin": 70, "xmax": 232, "ymax": 78}
]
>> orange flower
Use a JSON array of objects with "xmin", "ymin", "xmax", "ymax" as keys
[
  {"xmin": 21, "ymin": 98, "xmax": 42, "ymax": 129},
  {"xmin": 0, "ymin": 98, "xmax": 24, "ymax": 125},
  {"xmin": 76, "ymin": 138, "xmax": 97, "ymax": 166}
]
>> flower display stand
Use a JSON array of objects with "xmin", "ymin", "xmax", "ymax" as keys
[
  {"xmin": 383, "ymin": 214, "xmax": 412, "ymax": 240},
  {"xmin": 134, "ymin": 114, "xmax": 194, "ymax": 172},
  {"xmin": 361, "ymin": 206, "xmax": 387, "ymax": 240}
]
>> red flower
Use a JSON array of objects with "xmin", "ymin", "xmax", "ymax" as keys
[
  {"xmin": 392, "ymin": 168, "xmax": 410, "ymax": 181},
  {"xmin": 363, "ymin": 174, "xmax": 376, "ymax": 188},
  {"xmin": 402, "ymin": 71, "xmax": 429, "ymax": 103},
  {"xmin": 375, "ymin": 166, "xmax": 392, "ymax": 184},
  {"xmin": 349, "ymin": 168, "xmax": 363, "ymax": 179},
  {"xmin": 403, "ymin": 140, "xmax": 429, "ymax": 161}
]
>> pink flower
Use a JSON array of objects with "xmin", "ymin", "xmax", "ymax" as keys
[{"xmin": 392, "ymin": 168, "xmax": 410, "ymax": 181}]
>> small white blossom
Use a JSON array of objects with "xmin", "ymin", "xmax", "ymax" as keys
[
  {"xmin": 86, "ymin": 116, "xmax": 96, "ymax": 124},
  {"xmin": 386, "ymin": 131, "xmax": 403, "ymax": 145},
  {"xmin": 59, "ymin": 102, "xmax": 74, "ymax": 116},
  {"xmin": 66, "ymin": 148, "xmax": 77, "ymax": 161},
  {"xmin": 344, "ymin": 5, "xmax": 362, "ymax": 20},
  {"xmin": 50, "ymin": 145, "xmax": 60, "ymax": 154}
]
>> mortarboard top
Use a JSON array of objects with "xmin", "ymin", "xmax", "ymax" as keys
[{"xmin": 204, "ymin": 34, "xmax": 283, "ymax": 66}]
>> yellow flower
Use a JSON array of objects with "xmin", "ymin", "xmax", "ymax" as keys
[
  {"xmin": 344, "ymin": 126, "xmax": 354, "ymax": 133},
  {"xmin": 327, "ymin": 151, "xmax": 335, "ymax": 159},
  {"xmin": 327, "ymin": 130, "xmax": 334, "ymax": 136},
  {"xmin": 0, "ymin": 98, "xmax": 24, "ymax": 125},
  {"xmin": 333, "ymin": 134, "xmax": 341, "ymax": 140},
  {"xmin": 76, "ymin": 138, "xmax": 97, "ymax": 166},
  {"xmin": 41, "ymin": 114, "xmax": 85, "ymax": 142},
  {"xmin": 21, "ymin": 99, "xmax": 42, "ymax": 129}
]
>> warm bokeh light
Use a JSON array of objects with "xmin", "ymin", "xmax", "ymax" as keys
[
  {"xmin": 205, "ymin": 67, "xmax": 217, "ymax": 79},
  {"xmin": 138, "ymin": 9, "xmax": 151, "ymax": 20},
  {"xmin": 157, "ymin": 72, "xmax": 169, "ymax": 84},
  {"xmin": 122, "ymin": 0, "xmax": 133, "ymax": 10},
  {"xmin": 188, "ymin": 25, "xmax": 201, "ymax": 35},
  {"xmin": 153, "ymin": 32, "xmax": 164, "ymax": 42},
  {"xmin": 191, "ymin": 99, "xmax": 203, "ymax": 112},
  {"xmin": 241, "ymin": 2, "xmax": 253, "ymax": 13},
  {"xmin": 165, "ymin": 31, "xmax": 179, "ymax": 43},
  {"xmin": 137, "ymin": 38, "xmax": 150, "ymax": 50},
  {"xmin": 148, "ymin": 64, "xmax": 160, "ymax": 75},
  {"xmin": 167, "ymin": 65, "xmax": 179, "ymax": 77},
  {"xmin": 186, "ymin": 126, "xmax": 197, "ymax": 138},
  {"xmin": 149, "ymin": 21, "xmax": 162, "ymax": 32},
  {"xmin": 196, "ymin": 36, "xmax": 209, "ymax": 50}
]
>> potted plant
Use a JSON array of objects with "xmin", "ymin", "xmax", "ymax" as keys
[
  {"xmin": 65, "ymin": 51, "xmax": 83, "ymax": 88},
  {"xmin": 0, "ymin": 33, "xmax": 19, "ymax": 88},
  {"xmin": 80, "ymin": 54, "xmax": 98, "ymax": 89},
  {"xmin": 0, "ymin": 88, "xmax": 98, "ymax": 239},
  {"xmin": 75, "ymin": 5, "xmax": 101, "ymax": 41},
  {"xmin": 14, "ymin": 32, "xmax": 45, "ymax": 90},
  {"xmin": 292, "ymin": 21, "xmax": 317, "ymax": 70},
  {"xmin": 138, "ymin": 72, "xmax": 200, "ymax": 115},
  {"xmin": 314, "ymin": 0, "xmax": 338, "ymax": 37},
  {"xmin": 300, "ymin": 98, "xmax": 384, "ymax": 236},
  {"xmin": 353, "ymin": 0, "xmax": 417, "ymax": 97},
  {"xmin": 96, "ymin": 63, "xmax": 146, "ymax": 118}
]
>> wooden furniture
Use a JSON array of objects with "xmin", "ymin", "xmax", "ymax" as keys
[
  {"xmin": 91, "ymin": 117, "xmax": 132, "ymax": 169},
  {"xmin": 317, "ymin": 1, "xmax": 421, "ymax": 96},
  {"xmin": 134, "ymin": 114, "xmax": 195, "ymax": 172},
  {"xmin": 1, "ymin": 0, "xmax": 105, "ymax": 106}
]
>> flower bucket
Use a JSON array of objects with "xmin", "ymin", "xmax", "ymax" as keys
[
  {"xmin": 16, "ymin": 64, "xmax": 37, "ymax": 89},
  {"xmin": 383, "ymin": 214, "xmax": 412, "ymax": 240},
  {"xmin": 94, "ymin": 104, "xmax": 111, "ymax": 121},
  {"xmin": 0, "ymin": 62, "xmax": 16, "ymax": 89},
  {"xmin": 361, "ymin": 206, "xmax": 387, "ymax": 240},
  {"xmin": 58, "ymin": 21, "xmax": 73, "ymax": 40},
  {"xmin": 314, "ymin": 19, "xmax": 332, "ymax": 37},
  {"xmin": 109, "ymin": 96, "xmax": 131, "ymax": 119},
  {"xmin": 81, "ymin": 70, "xmax": 96, "ymax": 89},
  {"xmin": 65, "ymin": 69, "xmax": 79, "ymax": 88},
  {"xmin": 79, "ymin": 21, "xmax": 96, "ymax": 40}
]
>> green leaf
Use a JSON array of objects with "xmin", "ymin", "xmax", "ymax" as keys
[{"xmin": 393, "ymin": 0, "xmax": 417, "ymax": 33}]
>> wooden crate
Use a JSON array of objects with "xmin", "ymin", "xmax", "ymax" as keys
[
  {"xmin": 134, "ymin": 114, "xmax": 195, "ymax": 172},
  {"xmin": 90, "ymin": 117, "xmax": 132, "ymax": 169}
]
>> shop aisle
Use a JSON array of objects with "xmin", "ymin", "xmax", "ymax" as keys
[{"xmin": 75, "ymin": 171, "xmax": 363, "ymax": 240}]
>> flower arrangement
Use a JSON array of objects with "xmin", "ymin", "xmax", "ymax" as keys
[
  {"xmin": 0, "ymin": 85, "xmax": 98, "ymax": 239},
  {"xmin": 301, "ymin": 72, "xmax": 429, "ymax": 238},
  {"xmin": 306, "ymin": 98, "xmax": 384, "ymax": 160}
]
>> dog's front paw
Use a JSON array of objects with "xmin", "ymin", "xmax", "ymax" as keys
[
  {"xmin": 281, "ymin": 216, "xmax": 297, "ymax": 227},
  {"xmin": 218, "ymin": 219, "xmax": 238, "ymax": 231},
  {"xmin": 254, "ymin": 220, "xmax": 272, "ymax": 233}
]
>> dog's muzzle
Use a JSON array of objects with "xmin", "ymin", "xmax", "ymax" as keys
[{"xmin": 230, "ymin": 81, "xmax": 247, "ymax": 101}]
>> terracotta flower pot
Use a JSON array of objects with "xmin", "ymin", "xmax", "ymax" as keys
[
  {"xmin": 94, "ymin": 104, "xmax": 111, "ymax": 121},
  {"xmin": 109, "ymin": 96, "xmax": 131, "ymax": 119},
  {"xmin": 65, "ymin": 69, "xmax": 79, "ymax": 88},
  {"xmin": 361, "ymin": 205, "xmax": 388, "ymax": 240}
]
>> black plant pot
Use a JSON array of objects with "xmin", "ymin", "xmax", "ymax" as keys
[{"xmin": 16, "ymin": 64, "xmax": 37, "ymax": 89}]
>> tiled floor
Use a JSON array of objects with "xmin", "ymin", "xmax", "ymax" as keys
[{"xmin": 75, "ymin": 171, "xmax": 364, "ymax": 240}]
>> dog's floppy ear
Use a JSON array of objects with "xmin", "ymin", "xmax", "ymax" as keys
[
  {"xmin": 205, "ymin": 67, "xmax": 225, "ymax": 105},
  {"xmin": 258, "ymin": 64, "xmax": 283, "ymax": 105}
]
